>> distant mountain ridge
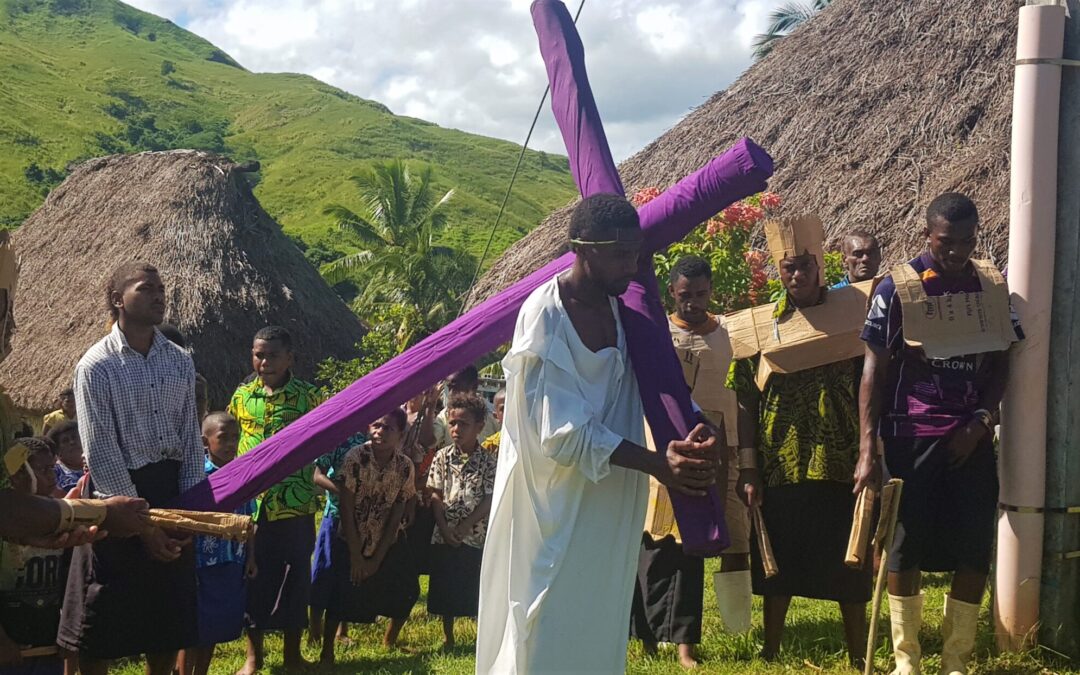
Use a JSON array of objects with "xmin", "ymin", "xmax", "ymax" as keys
[{"xmin": 0, "ymin": 0, "xmax": 577, "ymax": 258}]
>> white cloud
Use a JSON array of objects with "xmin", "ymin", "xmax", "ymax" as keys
[{"xmin": 127, "ymin": 0, "xmax": 790, "ymax": 161}]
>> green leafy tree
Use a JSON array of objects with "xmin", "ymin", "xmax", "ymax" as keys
[
  {"xmin": 317, "ymin": 304, "xmax": 417, "ymax": 395},
  {"xmin": 321, "ymin": 160, "xmax": 470, "ymax": 343},
  {"xmin": 752, "ymin": 0, "xmax": 832, "ymax": 60}
]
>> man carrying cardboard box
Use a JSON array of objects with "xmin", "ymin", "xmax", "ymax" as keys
[{"xmin": 855, "ymin": 193, "xmax": 1022, "ymax": 675}]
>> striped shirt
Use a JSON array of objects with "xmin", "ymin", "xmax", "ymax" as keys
[{"xmin": 75, "ymin": 324, "xmax": 203, "ymax": 498}]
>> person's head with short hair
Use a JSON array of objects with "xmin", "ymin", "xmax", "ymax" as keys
[
  {"xmin": 493, "ymin": 388, "xmax": 507, "ymax": 425},
  {"xmin": 568, "ymin": 193, "xmax": 643, "ymax": 297},
  {"xmin": 46, "ymin": 420, "xmax": 82, "ymax": 471},
  {"xmin": 778, "ymin": 253, "xmax": 820, "ymax": 307},
  {"xmin": 925, "ymin": 192, "xmax": 979, "ymax": 277},
  {"xmin": 667, "ymin": 255, "xmax": 713, "ymax": 325},
  {"xmin": 58, "ymin": 387, "xmax": 76, "ymax": 418},
  {"xmin": 840, "ymin": 230, "xmax": 882, "ymax": 283},
  {"xmin": 446, "ymin": 365, "xmax": 480, "ymax": 395},
  {"xmin": 447, "ymin": 393, "xmax": 487, "ymax": 453},
  {"xmin": 20, "ymin": 437, "xmax": 57, "ymax": 497},
  {"xmin": 106, "ymin": 262, "xmax": 166, "ymax": 327},
  {"xmin": 251, "ymin": 326, "xmax": 294, "ymax": 390},
  {"xmin": 368, "ymin": 408, "xmax": 408, "ymax": 455},
  {"xmin": 202, "ymin": 412, "xmax": 240, "ymax": 468}
]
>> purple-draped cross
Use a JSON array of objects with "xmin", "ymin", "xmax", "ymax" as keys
[{"xmin": 177, "ymin": 0, "xmax": 773, "ymax": 556}]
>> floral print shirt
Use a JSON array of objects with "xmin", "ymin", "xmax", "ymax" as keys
[
  {"xmin": 427, "ymin": 444, "xmax": 497, "ymax": 549},
  {"xmin": 229, "ymin": 375, "xmax": 323, "ymax": 521},
  {"xmin": 338, "ymin": 442, "xmax": 416, "ymax": 558}
]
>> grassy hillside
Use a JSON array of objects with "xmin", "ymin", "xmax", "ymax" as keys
[{"xmin": 0, "ymin": 0, "xmax": 577, "ymax": 259}]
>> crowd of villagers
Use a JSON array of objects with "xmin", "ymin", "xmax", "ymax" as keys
[{"xmin": 0, "ymin": 187, "xmax": 1017, "ymax": 675}]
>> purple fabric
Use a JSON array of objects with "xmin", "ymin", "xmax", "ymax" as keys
[
  {"xmin": 534, "ymin": 0, "xmax": 772, "ymax": 555},
  {"xmin": 175, "ymin": 21, "xmax": 773, "ymax": 534},
  {"xmin": 532, "ymin": 0, "xmax": 623, "ymax": 198}
]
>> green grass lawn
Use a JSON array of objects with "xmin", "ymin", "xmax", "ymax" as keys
[{"xmin": 110, "ymin": 564, "xmax": 1076, "ymax": 674}]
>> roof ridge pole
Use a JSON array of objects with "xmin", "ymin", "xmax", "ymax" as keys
[
  {"xmin": 1038, "ymin": 0, "xmax": 1080, "ymax": 659},
  {"xmin": 996, "ymin": 0, "xmax": 1066, "ymax": 652}
]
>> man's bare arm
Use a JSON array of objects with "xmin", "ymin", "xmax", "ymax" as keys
[{"xmin": 854, "ymin": 342, "xmax": 889, "ymax": 493}]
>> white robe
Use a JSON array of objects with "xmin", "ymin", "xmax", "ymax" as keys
[{"xmin": 476, "ymin": 277, "xmax": 648, "ymax": 674}]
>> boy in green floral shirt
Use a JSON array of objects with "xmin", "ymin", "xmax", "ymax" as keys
[{"xmin": 229, "ymin": 326, "xmax": 322, "ymax": 674}]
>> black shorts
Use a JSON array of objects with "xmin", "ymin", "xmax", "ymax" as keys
[
  {"xmin": 883, "ymin": 434, "xmax": 998, "ymax": 573},
  {"xmin": 245, "ymin": 513, "xmax": 315, "ymax": 631}
]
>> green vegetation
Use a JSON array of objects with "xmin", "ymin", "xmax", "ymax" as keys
[
  {"xmin": 0, "ymin": 0, "xmax": 576, "ymax": 256},
  {"xmin": 110, "ymin": 568, "xmax": 1075, "ymax": 674},
  {"xmin": 321, "ymin": 159, "xmax": 474, "ymax": 342}
]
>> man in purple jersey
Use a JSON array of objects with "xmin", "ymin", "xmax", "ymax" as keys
[{"xmin": 855, "ymin": 193, "xmax": 1022, "ymax": 675}]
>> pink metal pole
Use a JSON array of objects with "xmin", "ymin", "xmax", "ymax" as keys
[{"xmin": 997, "ymin": 1, "xmax": 1065, "ymax": 651}]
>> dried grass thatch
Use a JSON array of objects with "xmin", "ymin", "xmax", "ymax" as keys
[
  {"xmin": 466, "ymin": 0, "xmax": 1021, "ymax": 308},
  {"xmin": 0, "ymin": 150, "xmax": 364, "ymax": 413}
]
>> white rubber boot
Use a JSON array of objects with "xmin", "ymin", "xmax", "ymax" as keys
[
  {"xmin": 888, "ymin": 593, "xmax": 924, "ymax": 675},
  {"xmin": 713, "ymin": 569, "xmax": 752, "ymax": 633},
  {"xmin": 940, "ymin": 596, "xmax": 979, "ymax": 675}
]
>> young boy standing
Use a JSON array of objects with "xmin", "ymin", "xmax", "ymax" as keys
[
  {"xmin": 177, "ymin": 413, "xmax": 256, "ymax": 675},
  {"xmin": 229, "ymin": 326, "xmax": 322, "ymax": 674},
  {"xmin": 46, "ymin": 421, "xmax": 84, "ymax": 497},
  {"xmin": 320, "ymin": 409, "xmax": 417, "ymax": 665},
  {"xmin": 427, "ymin": 393, "xmax": 497, "ymax": 650}
]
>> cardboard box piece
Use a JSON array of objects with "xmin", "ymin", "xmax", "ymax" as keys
[
  {"xmin": 888, "ymin": 259, "xmax": 1017, "ymax": 359},
  {"xmin": 765, "ymin": 214, "xmax": 826, "ymax": 288},
  {"xmin": 725, "ymin": 280, "xmax": 873, "ymax": 390}
]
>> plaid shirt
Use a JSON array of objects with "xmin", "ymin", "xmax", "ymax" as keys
[{"xmin": 75, "ymin": 324, "xmax": 203, "ymax": 498}]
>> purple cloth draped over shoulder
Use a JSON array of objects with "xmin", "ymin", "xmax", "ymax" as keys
[
  {"xmin": 176, "ymin": 5, "xmax": 773, "ymax": 555},
  {"xmin": 533, "ymin": 0, "xmax": 768, "ymax": 555}
]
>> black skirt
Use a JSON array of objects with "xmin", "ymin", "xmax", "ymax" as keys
[
  {"xmin": 58, "ymin": 461, "xmax": 198, "ymax": 659},
  {"xmin": 751, "ymin": 481, "xmax": 872, "ymax": 603},
  {"xmin": 327, "ymin": 531, "xmax": 418, "ymax": 623},
  {"xmin": 405, "ymin": 504, "xmax": 435, "ymax": 575},
  {"xmin": 630, "ymin": 534, "xmax": 704, "ymax": 644},
  {"xmin": 244, "ymin": 512, "xmax": 315, "ymax": 631},
  {"xmin": 427, "ymin": 543, "xmax": 483, "ymax": 618}
]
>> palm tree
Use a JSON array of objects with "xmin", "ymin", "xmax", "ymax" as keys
[
  {"xmin": 751, "ymin": 0, "xmax": 832, "ymax": 60},
  {"xmin": 321, "ymin": 160, "xmax": 467, "ymax": 343}
]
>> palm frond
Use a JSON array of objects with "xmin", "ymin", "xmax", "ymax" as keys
[{"xmin": 318, "ymin": 250, "xmax": 377, "ymax": 285}]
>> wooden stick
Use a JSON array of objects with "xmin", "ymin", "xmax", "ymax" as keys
[
  {"xmin": 20, "ymin": 646, "xmax": 58, "ymax": 657},
  {"xmin": 864, "ymin": 479, "xmax": 904, "ymax": 675},
  {"xmin": 846, "ymin": 486, "xmax": 877, "ymax": 568},
  {"xmin": 148, "ymin": 509, "xmax": 253, "ymax": 541},
  {"xmin": 751, "ymin": 505, "xmax": 779, "ymax": 578}
]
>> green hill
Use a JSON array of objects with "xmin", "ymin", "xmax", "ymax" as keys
[{"xmin": 0, "ymin": 0, "xmax": 577, "ymax": 260}]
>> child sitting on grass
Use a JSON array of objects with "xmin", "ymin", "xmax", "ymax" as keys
[
  {"xmin": 0, "ymin": 437, "xmax": 70, "ymax": 675},
  {"xmin": 45, "ymin": 421, "xmax": 83, "ymax": 497},
  {"xmin": 320, "ymin": 409, "xmax": 417, "ymax": 665},
  {"xmin": 427, "ymin": 393, "xmax": 497, "ymax": 651},
  {"xmin": 177, "ymin": 413, "xmax": 257, "ymax": 675}
]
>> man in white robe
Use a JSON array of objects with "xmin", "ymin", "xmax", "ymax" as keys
[{"xmin": 476, "ymin": 194, "xmax": 719, "ymax": 674}]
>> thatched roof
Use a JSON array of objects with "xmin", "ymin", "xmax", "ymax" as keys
[
  {"xmin": 0, "ymin": 150, "xmax": 364, "ymax": 413},
  {"xmin": 467, "ymin": 0, "xmax": 1020, "ymax": 308}
]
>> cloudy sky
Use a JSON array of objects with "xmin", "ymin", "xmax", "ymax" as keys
[{"xmin": 125, "ymin": 0, "xmax": 788, "ymax": 161}]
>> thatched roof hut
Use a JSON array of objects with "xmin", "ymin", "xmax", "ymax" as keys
[
  {"xmin": 0, "ymin": 150, "xmax": 364, "ymax": 413},
  {"xmin": 466, "ymin": 0, "xmax": 1020, "ymax": 308}
]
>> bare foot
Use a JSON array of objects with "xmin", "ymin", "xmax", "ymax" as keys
[
  {"xmin": 336, "ymin": 635, "xmax": 355, "ymax": 647},
  {"xmin": 678, "ymin": 644, "xmax": 699, "ymax": 669},
  {"xmin": 760, "ymin": 647, "xmax": 779, "ymax": 662}
]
